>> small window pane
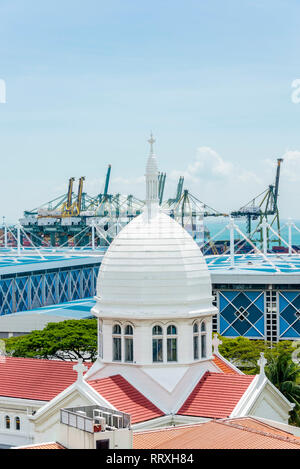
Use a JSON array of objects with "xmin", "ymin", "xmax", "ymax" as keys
[
  {"xmin": 201, "ymin": 322, "xmax": 206, "ymax": 332},
  {"xmin": 167, "ymin": 338, "xmax": 177, "ymax": 361},
  {"xmin": 5, "ymin": 416, "xmax": 10, "ymax": 429},
  {"xmin": 201, "ymin": 334, "xmax": 207, "ymax": 358},
  {"xmin": 167, "ymin": 325, "xmax": 177, "ymax": 335},
  {"xmin": 193, "ymin": 335, "xmax": 199, "ymax": 360},
  {"xmin": 152, "ymin": 338, "xmax": 163, "ymax": 362},
  {"xmin": 152, "ymin": 325, "xmax": 163, "ymax": 336},
  {"xmin": 113, "ymin": 324, "xmax": 121, "ymax": 335},
  {"xmin": 125, "ymin": 338, "xmax": 133, "ymax": 362},
  {"xmin": 193, "ymin": 323, "xmax": 198, "ymax": 333},
  {"xmin": 125, "ymin": 325, "xmax": 133, "ymax": 335},
  {"xmin": 113, "ymin": 337, "xmax": 122, "ymax": 361},
  {"xmin": 15, "ymin": 417, "xmax": 20, "ymax": 431}
]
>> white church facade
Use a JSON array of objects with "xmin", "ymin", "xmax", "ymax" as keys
[{"xmin": 0, "ymin": 136, "xmax": 296, "ymax": 448}]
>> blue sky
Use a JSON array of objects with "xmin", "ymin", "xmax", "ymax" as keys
[{"xmin": 1, "ymin": 0, "xmax": 300, "ymax": 221}]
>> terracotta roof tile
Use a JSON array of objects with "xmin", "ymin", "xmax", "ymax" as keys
[
  {"xmin": 17, "ymin": 442, "xmax": 65, "ymax": 450},
  {"xmin": 133, "ymin": 420, "xmax": 300, "ymax": 449},
  {"xmin": 223, "ymin": 417, "xmax": 299, "ymax": 437},
  {"xmin": 88, "ymin": 374, "xmax": 164, "ymax": 424},
  {"xmin": 213, "ymin": 354, "xmax": 240, "ymax": 374},
  {"xmin": 178, "ymin": 371, "xmax": 255, "ymax": 419},
  {"xmin": 0, "ymin": 356, "xmax": 91, "ymax": 401}
]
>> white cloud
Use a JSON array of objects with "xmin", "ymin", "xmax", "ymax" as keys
[
  {"xmin": 167, "ymin": 146, "xmax": 266, "ymax": 214},
  {"xmin": 170, "ymin": 146, "xmax": 261, "ymax": 186}
]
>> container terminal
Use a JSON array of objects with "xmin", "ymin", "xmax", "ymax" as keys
[
  {"xmin": 0, "ymin": 158, "xmax": 299, "ymax": 343},
  {"xmin": 8, "ymin": 157, "xmax": 287, "ymax": 254}
]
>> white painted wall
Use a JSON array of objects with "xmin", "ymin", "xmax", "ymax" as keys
[
  {"xmin": 0, "ymin": 409, "xmax": 35, "ymax": 447},
  {"xmin": 100, "ymin": 316, "xmax": 212, "ymax": 366},
  {"xmin": 58, "ymin": 424, "xmax": 132, "ymax": 449}
]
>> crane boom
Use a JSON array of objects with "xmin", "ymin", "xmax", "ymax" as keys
[
  {"xmin": 104, "ymin": 165, "xmax": 111, "ymax": 196},
  {"xmin": 76, "ymin": 177, "xmax": 85, "ymax": 214},
  {"xmin": 66, "ymin": 177, "xmax": 75, "ymax": 210},
  {"xmin": 176, "ymin": 176, "xmax": 184, "ymax": 202},
  {"xmin": 158, "ymin": 172, "xmax": 166, "ymax": 205},
  {"xmin": 273, "ymin": 158, "xmax": 283, "ymax": 211},
  {"xmin": 167, "ymin": 176, "xmax": 184, "ymax": 205}
]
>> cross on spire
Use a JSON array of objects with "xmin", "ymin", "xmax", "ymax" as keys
[
  {"xmin": 148, "ymin": 132, "xmax": 155, "ymax": 154},
  {"xmin": 73, "ymin": 358, "xmax": 87, "ymax": 381},
  {"xmin": 257, "ymin": 352, "xmax": 267, "ymax": 376},
  {"xmin": 212, "ymin": 333, "xmax": 222, "ymax": 354}
]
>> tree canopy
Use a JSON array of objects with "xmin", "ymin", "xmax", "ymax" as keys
[
  {"xmin": 4, "ymin": 319, "xmax": 98, "ymax": 362},
  {"xmin": 218, "ymin": 335, "xmax": 298, "ymax": 374},
  {"xmin": 265, "ymin": 353, "xmax": 300, "ymax": 426}
]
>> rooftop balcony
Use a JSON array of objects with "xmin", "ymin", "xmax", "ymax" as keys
[{"xmin": 60, "ymin": 405, "xmax": 131, "ymax": 434}]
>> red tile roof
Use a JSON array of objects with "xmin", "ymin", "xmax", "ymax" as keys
[
  {"xmin": 88, "ymin": 374, "xmax": 164, "ymax": 424},
  {"xmin": 0, "ymin": 357, "xmax": 91, "ymax": 401},
  {"xmin": 178, "ymin": 371, "xmax": 255, "ymax": 419},
  {"xmin": 133, "ymin": 419, "xmax": 300, "ymax": 449},
  {"xmin": 16, "ymin": 442, "xmax": 65, "ymax": 450},
  {"xmin": 222, "ymin": 417, "xmax": 299, "ymax": 437},
  {"xmin": 213, "ymin": 354, "xmax": 240, "ymax": 375}
]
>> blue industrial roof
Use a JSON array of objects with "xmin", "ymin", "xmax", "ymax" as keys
[
  {"xmin": 14, "ymin": 297, "xmax": 96, "ymax": 319},
  {"xmin": 0, "ymin": 247, "xmax": 104, "ymax": 274},
  {"xmin": 206, "ymin": 253, "xmax": 300, "ymax": 275},
  {"xmin": 1, "ymin": 247, "xmax": 300, "ymax": 277}
]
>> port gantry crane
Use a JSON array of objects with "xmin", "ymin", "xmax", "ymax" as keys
[
  {"xmin": 60, "ymin": 176, "xmax": 86, "ymax": 217},
  {"xmin": 158, "ymin": 172, "xmax": 166, "ymax": 205},
  {"xmin": 230, "ymin": 158, "xmax": 284, "ymax": 248},
  {"xmin": 20, "ymin": 166, "xmax": 229, "ymax": 248},
  {"xmin": 161, "ymin": 176, "xmax": 228, "ymax": 243}
]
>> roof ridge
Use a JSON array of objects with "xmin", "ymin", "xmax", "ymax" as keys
[
  {"xmin": 2, "ymin": 356, "xmax": 78, "ymax": 364},
  {"xmin": 87, "ymin": 373, "xmax": 121, "ymax": 383},
  {"xmin": 230, "ymin": 417, "xmax": 296, "ymax": 436},
  {"xmin": 213, "ymin": 354, "xmax": 241, "ymax": 375},
  {"xmin": 206, "ymin": 371, "xmax": 254, "ymax": 378},
  {"xmin": 134, "ymin": 422, "xmax": 205, "ymax": 435},
  {"xmin": 215, "ymin": 419, "xmax": 300, "ymax": 446}
]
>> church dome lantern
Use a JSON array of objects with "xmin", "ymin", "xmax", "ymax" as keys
[{"xmin": 92, "ymin": 135, "xmax": 215, "ymax": 320}]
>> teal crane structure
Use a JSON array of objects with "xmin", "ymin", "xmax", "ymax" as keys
[{"xmin": 231, "ymin": 158, "xmax": 284, "ymax": 248}]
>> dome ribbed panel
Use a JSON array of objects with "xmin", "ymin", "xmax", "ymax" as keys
[{"xmin": 95, "ymin": 211, "xmax": 214, "ymax": 317}]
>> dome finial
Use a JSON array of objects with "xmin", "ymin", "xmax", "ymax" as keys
[
  {"xmin": 145, "ymin": 132, "xmax": 159, "ymax": 220},
  {"xmin": 148, "ymin": 132, "xmax": 155, "ymax": 155}
]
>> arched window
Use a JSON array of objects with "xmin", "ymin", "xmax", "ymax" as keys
[
  {"xmin": 113, "ymin": 324, "xmax": 121, "ymax": 334},
  {"xmin": 124, "ymin": 325, "xmax": 134, "ymax": 363},
  {"xmin": 200, "ymin": 321, "xmax": 207, "ymax": 359},
  {"xmin": 193, "ymin": 323, "xmax": 199, "ymax": 360},
  {"xmin": 153, "ymin": 325, "xmax": 163, "ymax": 335},
  {"xmin": 167, "ymin": 324, "xmax": 177, "ymax": 362},
  {"xmin": 152, "ymin": 325, "xmax": 163, "ymax": 362},
  {"xmin": 125, "ymin": 325, "xmax": 133, "ymax": 335},
  {"xmin": 167, "ymin": 325, "xmax": 177, "ymax": 335},
  {"xmin": 15, "ymin": 417, "xmax": 20, "ymax": 431},
  {"xmin": 5, "ymin": 416, "xmax": 10, "ymax": 430},
  {"xmin": 112, "ymin": 324, "xmax": 122, "ymax": 361}
]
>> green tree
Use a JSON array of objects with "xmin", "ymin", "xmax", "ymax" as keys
[
  {"xmin": 265, "ymin": 352, "xmax": 300, "ymax": 426},
  {"xmin": 218, "ymin": 336, "xmax": 267, "ymax": 374},
  {"xmin": 4, "ymin": 319, "xmax": 98, "ymax": 362},
  {"xmin": 264, "ymin": 340, "xmax": 297, "ymax": 361}
]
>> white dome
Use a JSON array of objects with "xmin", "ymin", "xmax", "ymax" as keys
[{"xmin": 93, "ymin": 210, "xmax": 216, "ymax": 319}]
